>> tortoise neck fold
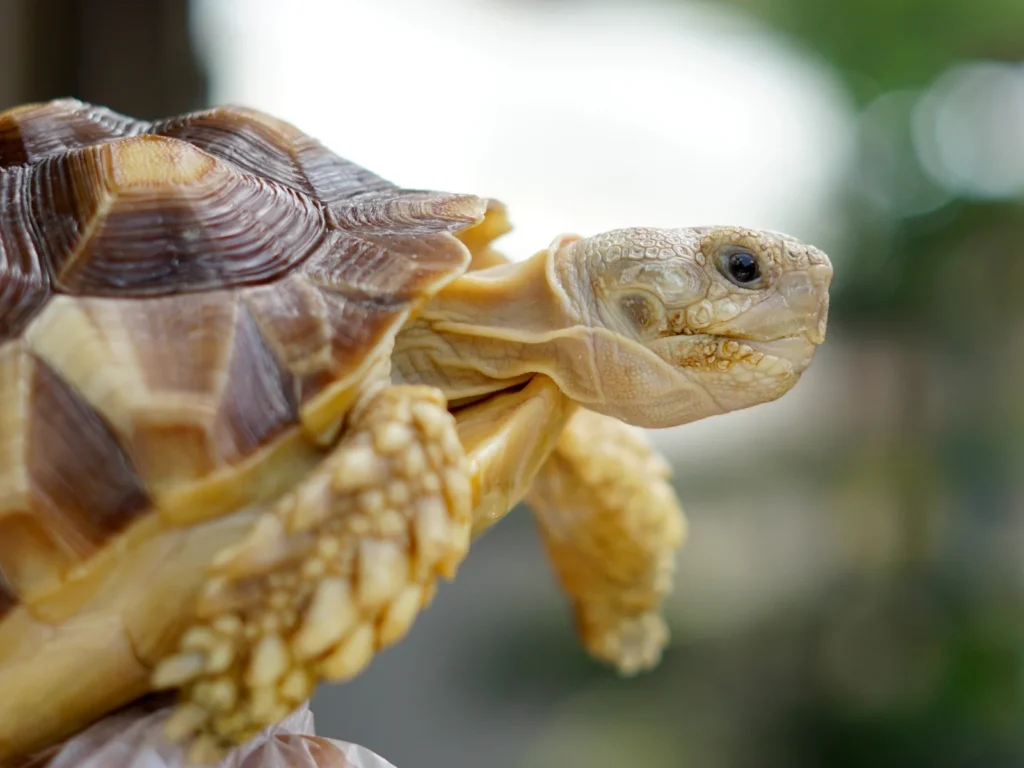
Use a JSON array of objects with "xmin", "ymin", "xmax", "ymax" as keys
[{"xmin": 391, "ymin": 248, "xmax": 579, "ymax": 402}]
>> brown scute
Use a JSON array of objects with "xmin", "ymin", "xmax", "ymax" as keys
[
  {"xmin": 214, "ymin": 303, "xmax": 300, "ymax": 458},
  {"xmin": 242, "ymin": 276, "xmax": 333, "ymax": 382},
  {"xmin": 0, "ymin": 99, "xmax": 146, "ymax": 168},
  {"xmin": 108, "ymin": 292, "xmax": 238, "ymax": 398},
  {"xmin": 26, "ymin": 137, "xmax": 327, "ymax": 296},
  {"xmin": 317, "ymin": 289, "xmax": 410, "ymax": 396},
  {"xmin": 150, "ymin": 106, "xmax": 397, "ymax": 203},
  {"xmin": 0, "ymin": 168, "xmax": 51, "ymax": 343},
  {"xmin": 27, "ymin": 354, "xmax": 151, "ymax": 550},
  {"xmin": 329, "ymin": 190, "xmax": 487, "ymax": 236},
  {"xmin": 306, "ymin": 229, "xmax": 477, "ymax": 304},
  {"xmin": 242, "ymin": 274, "xmax": 401, "ymax": 407}
]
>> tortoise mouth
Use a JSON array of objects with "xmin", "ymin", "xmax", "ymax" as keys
[
  {"xmin": 742, "ymin": 335, "xmax": 819, "ymax": 372},
  {"xmin": 649, "ymin": 332, "xmax": 818, "ymax": 375}
]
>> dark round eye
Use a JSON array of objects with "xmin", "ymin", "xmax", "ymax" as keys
[{"xmin": 726, "ymin": 250, "xmax": 760, "ymax": 285}]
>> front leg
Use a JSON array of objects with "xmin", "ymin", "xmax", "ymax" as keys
[
  {"xmin": 152, "ymin": 385, "xmax": 471, "ymax": 763},
  {"xmin": 527, "ymin": 409, "xmax": 687, "ymax": 675}
]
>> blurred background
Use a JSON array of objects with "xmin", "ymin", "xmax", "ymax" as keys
[{"xmin": 2, "ymin": 0, "xmax": 1022, "ymax": 765}]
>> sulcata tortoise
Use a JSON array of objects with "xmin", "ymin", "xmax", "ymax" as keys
[{"xmin": 0, "ymin": 99, "xmax": 833, "ymax": 764}]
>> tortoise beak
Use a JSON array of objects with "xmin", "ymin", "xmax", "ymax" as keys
[{"xmin": 803, "ymin": 264, "xmax": 832, "ymax": 345}]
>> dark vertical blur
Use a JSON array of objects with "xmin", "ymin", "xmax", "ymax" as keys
[{"xmin": 0, "ymin": 0, "xmax": 206, "ymax": 117}]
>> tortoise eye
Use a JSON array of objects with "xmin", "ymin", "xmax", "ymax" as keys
[{"xmin": 717, "ymin": 247, "xmax": 762, "ymax": 287}]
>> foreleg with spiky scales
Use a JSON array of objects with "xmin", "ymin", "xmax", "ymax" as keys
[
  {"xmin": 152, "ymin": 385, "xmax": 471, "ymax": 764},
  {"xmin": 526, "ymin": 409, "xmax": 687, "ymax": 675}
]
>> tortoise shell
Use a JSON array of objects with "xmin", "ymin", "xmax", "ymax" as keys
[{"xmin": 0, "ymin": 99, "xmax": 484, "ymax": 625}]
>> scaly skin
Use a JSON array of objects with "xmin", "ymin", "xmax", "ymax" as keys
[{"xmin": 525, "ymin": 410, "xmax": 685, "ymax": 675}]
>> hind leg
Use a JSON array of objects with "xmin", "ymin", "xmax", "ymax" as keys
[{"xmin": 153, "ymin": 385, "xmax": 471, "ymax": 763}]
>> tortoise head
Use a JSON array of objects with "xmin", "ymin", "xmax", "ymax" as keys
[{"xmin": 546, "ymin": 226, "xmax": 833, "ymax": 428}]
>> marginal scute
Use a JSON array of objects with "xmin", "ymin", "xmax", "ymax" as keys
[
  {"xmin": 243, "ymin": 274, "xmax": 404, "ymax": 413},
  {"xmin": 242, "ymin": 276, "xmax": 333, "ymax": 387},
  {"xmin": 328, "ymin": 191, "xmax": 488, "ymax": 236},
  {"xmin": 456, "ymin": 198, "xmax": 514, "ymax": 270},
  {"xmin": 307, "ymin": 229, "xmax": 476, "ymax": 303},
  {"xmin": 23, "ymin": 290, "xmax": 306, "ymax": 501},
  {"xmin": 0, "ymin": 343, "xmax": 81, "ymax": 602}
]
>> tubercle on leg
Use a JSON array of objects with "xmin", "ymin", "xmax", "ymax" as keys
[
  {"xmin": 526, "ymin": 409, "xmax": 687, "ymax": 676},
  {"xmin": 152, "ymin": 385, "xmax": 472, "ymax": 763}
]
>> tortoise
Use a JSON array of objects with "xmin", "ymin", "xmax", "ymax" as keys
[{"xmin": 0, "ymin": 98, "xmax": 833, "ymax": 764}]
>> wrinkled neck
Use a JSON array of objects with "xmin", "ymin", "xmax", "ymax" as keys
[
  {"xmin": 423, "ymin": 249, "xmax": 573, "ymax": 335},
  {"xmin": 391, "ymin": 249, "xmax": 578, "ymax": 400}
]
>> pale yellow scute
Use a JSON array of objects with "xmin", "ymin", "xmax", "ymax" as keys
[
  {"xmin": 0, "ymin": 601, "xmax": 149, "ymax": 760},
  {"xmin": 24, "ymin": 295, "xmax": 146, "ymax": 438},
  {"xmin": 0, "ymin": 513, "xmax": 83, "ymax": 607},
  {"xmin": 107, "ymin": 135, "xmax": 218, "ymax": 188},
  {"xmin": 25, "ymin": 294, "xmax": 216, "ymax": 493},
  {"xmin": 76, "ymin": 292, "xmax": 237, "ymax": 490}
]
